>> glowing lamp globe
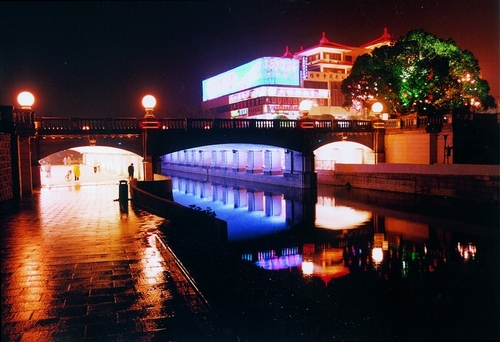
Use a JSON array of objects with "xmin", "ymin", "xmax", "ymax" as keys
[
  {"xmin": 371, "ymin": 102, "xmax": 383, "ymax": 114},
  {"xmin": 17, "ymin": 91, "xmax": 35, "ymax": 109},
  {"xmin": 142, "ymin": 95, "xmax": 156, "ymax": 110},
  {"xmin": 299, "ymin": 99, "xmax": 313, "ymax": 112}
]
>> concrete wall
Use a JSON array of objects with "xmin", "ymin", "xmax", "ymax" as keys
[
  {"xmin": 129, "ymin": 177, "xmax": 228, "ymax": 246},
  {"xmin": 318, "ymin": 164, "xmax": 499, "ymax": 202},
  {"xmin": 385, "ymin": 130, "xmax": 443, "ymax": 164}
]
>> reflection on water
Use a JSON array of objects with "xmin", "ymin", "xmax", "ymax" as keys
[
  {"xmin": 170, "ymin": 175, "xmax": 498, "ymax": 285},
  {"xmin": 169, "ymin": 175, "xmax": 499, "ymax": 339}
]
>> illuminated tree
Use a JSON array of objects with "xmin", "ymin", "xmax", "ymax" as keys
[{"xmin": 342, "ymin": 29, "xmax": 496, "ymax": 115}]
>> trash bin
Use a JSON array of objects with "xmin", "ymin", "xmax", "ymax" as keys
[{"xmin": 119, "ymin": 180, "xmax": 128, "ymax": 202}]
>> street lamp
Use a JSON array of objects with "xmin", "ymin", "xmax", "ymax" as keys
[
  {"xmin": 17, "ymin": 91, "xmax": 35, "ymax": 109},
  {"xmin": 299, "ymin": 99, "xmax": 313, "ymax": 117},
  {"xmin": 142, "ymin": 95, "xmax": 156, "ymax": 118},
  {"xmin": 141, "ymin": 95, "xmax": 158, "ymax": 181},
  {"xmin": 371, "ymin": 102, "xmax": 383, "ymax": 118}
]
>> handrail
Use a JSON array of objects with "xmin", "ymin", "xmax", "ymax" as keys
[{"xmin": 34, "ymin": 116, "xmax": 443, "ymax": 133}]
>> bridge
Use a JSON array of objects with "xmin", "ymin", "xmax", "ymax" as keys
[
  {"xmin": 35, "ymin": 116, "xmax": 380, "ymax": 156},
  {"xmin": 1, "ymin": 104, "xmax": 446, "ymax": 204}
]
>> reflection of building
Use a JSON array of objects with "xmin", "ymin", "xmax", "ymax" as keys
[{"xmin": 202, "ymin": 29, "xmax": 394, "ymax": 119}]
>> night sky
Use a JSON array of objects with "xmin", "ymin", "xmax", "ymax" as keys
[{"xmin": 1, "ymin": 0, "xmax": 498, "ymax": 118}]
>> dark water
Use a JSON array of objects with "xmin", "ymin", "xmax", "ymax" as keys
[{"xmin": 167, "ymin": 175, "xmax": 500, "ymax": 340}]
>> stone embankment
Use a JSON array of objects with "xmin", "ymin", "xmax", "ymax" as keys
[{"xmin": 320, "ymin": 163, "xmax": 499, "ymax": 203}]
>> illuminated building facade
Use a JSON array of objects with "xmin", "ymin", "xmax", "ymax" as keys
[{"xmin": 202, "ymin": 29, "xmax": 394, "ymax": 119}]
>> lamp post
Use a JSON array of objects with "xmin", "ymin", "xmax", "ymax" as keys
[
  {"xmin": 13, "ymin": 91, "xmax": 38, "ymax": 198},
  {"xmin": 141, "ymin": 95, "xmax": 157, "ymax": 181}
]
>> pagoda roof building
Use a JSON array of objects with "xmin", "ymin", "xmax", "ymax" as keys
[{"xmin": 360, "ymin": 27, "xmax": 396, "ymax": 49}]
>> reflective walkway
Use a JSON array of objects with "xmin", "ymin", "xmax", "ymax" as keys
[{"xmin": 1, "ymin": 173, "xmax": 219, "ymax": 341}]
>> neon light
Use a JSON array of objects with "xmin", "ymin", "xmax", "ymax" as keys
[
  {"xmin": 302, "ymin": 56, "xmax": 308, "ymax": 80},
  {"xmin": 228, "ymin": 86, "xmax": 330, "ymax": 104},
  {"xmin": 202, "ymin": 57, "xmax": 300, "ymax": 101}
]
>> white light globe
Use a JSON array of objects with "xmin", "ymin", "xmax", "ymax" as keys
[
  {"xmin": 17, "ymin": 91, "xmax": 35, "ymax": 108},
  {"xmin": 142, "ymin": 95, "xmax": 156, "ymax": 110},
  {"xmin": 371, "ymin": 102, "xmax": 383, "ymax": 113},
  {"xmin": 299, "ymin": 99, "xmax": 313, "ymax": 112}
]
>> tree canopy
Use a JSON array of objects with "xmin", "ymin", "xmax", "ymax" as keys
[{"xmin": 341, "ymin": 29, "xmax": 497, "ymax": 115}]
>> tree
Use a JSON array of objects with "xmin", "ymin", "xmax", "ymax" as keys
[{"xmin": 341, "ymin": 29, "xmax": 496, "ymax": 115}]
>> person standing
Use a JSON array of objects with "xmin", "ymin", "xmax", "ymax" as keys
[
  {"xmin": 45, "ymin": 161, "xmax": 51, "ymax": 178},
  {"xmin": 73, "ymin": 163, "xmax": 81, "ymax": 181},
  {"xmin": 128, "ymin": 163, "xmax": 134, "ymax": 180}
]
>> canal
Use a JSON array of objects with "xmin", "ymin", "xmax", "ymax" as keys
[{"xmin": 163, "ymin": 173, "xmax": 499, "ymax": 341}]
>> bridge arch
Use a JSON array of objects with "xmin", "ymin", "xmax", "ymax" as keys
[
  {"xmin": 314, "ymin": 141, "xmax": 375, "ymax": 169},
  {"xmin": 39, "ymin": 146, "xmax": 143, "ymax": 181},
  {"xmin": 37, "ymin": 135, "xmax": 143, "ymax": 161}
]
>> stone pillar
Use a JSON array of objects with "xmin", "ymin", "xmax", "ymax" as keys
[
  {"xmin": 373, "ymin": 129, "xmax": 385, "ymax": 164},
  {"xmin": 246, "ymin": 150, "xmax": 263, "ymax": 173},
  {"xmin": 190, "ymin": 150, "xmax": 197, "ymax": 166},
  {"xmin": 31, "ymin": 138, "xmax": 41, "ymax": 189},
  {"xmin": 211, "ymin": 150, "xmax": 221, "ymax": 168},
  {"xmin": 18, "ymin": 136, "xmax": 34, "ymax": 198},
  {"xmin": 180, "ymin": 150, "xmax": 186, "ymax": 164},
  {"xmin": 142, "ymin": 156, "xmax": 154, "ymax": 181},
  {"xmin": 264, "ymin": 149, "xmax": 282, "ymax": 175},
  {"xmin": 283, "ymin": 150, "xmax": 293, "ymax": 175},
  {"xmin": 232, "ymin": 149, "xmax": 247, "ymax": 172},
  {"xmin": 222, "ymin": 150, "xmax": 232, "ymax": 169}
]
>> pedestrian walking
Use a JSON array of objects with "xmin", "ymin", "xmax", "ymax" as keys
[
  {"xmin": 45, "ymin": 161, "xmax": 51, "ymax": 178},
  {"xmin": 128, "ymin": 163, "xmax": 134, "ymax": 180},
  {"xmin": 73, "ymin": 163, "xmax": 81, "ymax": 181}
]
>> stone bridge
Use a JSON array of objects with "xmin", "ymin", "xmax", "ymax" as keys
[{"xmin": 34, "ymin": 117, "xmax": 380, "ymax": 158}]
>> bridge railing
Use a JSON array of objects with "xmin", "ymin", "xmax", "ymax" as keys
[
  {"xmin": 36, "ymin": 117, "xmax": 385, "ymax": 134},
  {"xmin": 37, "ymin": 117, "xmax": 141, "ymax": 132},
  {"xmin": 158, "ymin": 118, "xmax": 373, "ymax": 131}
]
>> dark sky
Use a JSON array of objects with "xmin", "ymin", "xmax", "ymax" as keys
[{"xmin": 1, "ymin": 0, "xmax": 498, "ymax": 118}]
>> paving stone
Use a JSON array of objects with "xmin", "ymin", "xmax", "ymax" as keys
[{"xmin": 1, "ymin": 178, "xmax": 219, "ymax": 341}]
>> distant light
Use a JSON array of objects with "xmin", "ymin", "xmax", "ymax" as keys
[
  {"xmin": 142, "ymin": 95, "xmax": 156, "ymax": 110},
  {"xmin": 17, "ymin": 91, "xmax": 35, "ymax": 109},
  {"xmin": 371, "ymin": 102, "xmax": 383, "ymax": 113}
]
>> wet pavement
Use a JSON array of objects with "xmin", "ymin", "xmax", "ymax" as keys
[{"xmin": 1, "ymin": 166, "xmax": 219, "ymax": 341}]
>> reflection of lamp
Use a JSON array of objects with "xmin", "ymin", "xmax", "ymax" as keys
[
  {"xmin": 372, "ymin": 247, "xmax": 383, "ymax": 263},
  {"xmin": 17, "ymin": 91, "xmax": 35, "ymax": 109},
  {"xmin": 299, "ymin": 99, "xmax": 313, "ymax": 117}
]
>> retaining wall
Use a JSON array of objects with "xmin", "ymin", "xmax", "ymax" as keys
[
  {"xmin": 318, "ymin": 164, "xmax": 499, "ymax": 202},
  {"xmin": 129, "ymin": 177, "xmax": 228, "ymax": 246}
]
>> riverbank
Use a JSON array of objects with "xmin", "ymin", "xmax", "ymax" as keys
[
  {"xmin": 322, "ymin": 163, "xmax": 499, "ymax": 202},
  {"xmin": 162, "ymin": 162, "xmax": 499, "ymax": 203}
]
